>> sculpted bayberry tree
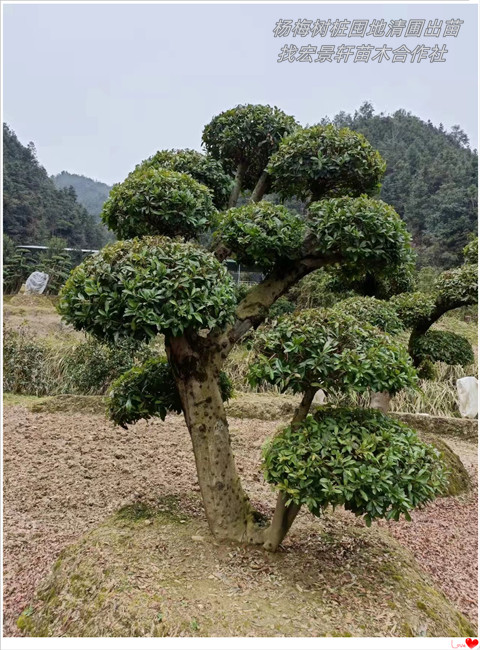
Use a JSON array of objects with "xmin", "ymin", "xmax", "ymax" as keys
[
  {"xmin": 247, "ymin": 309, "xmax": 448, "ymax": 550},
  {"xmin": 390, "ymin": 241, "xmax": 478, "ymax": 368},
  {"xmin": 58, "ymin": 107, "xmax": 447, "ymax": 549}
]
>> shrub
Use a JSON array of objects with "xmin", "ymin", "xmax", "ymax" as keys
[
  {"xmin": 59, "ymin": 338, "xmax": 152, "ymax": 395},
  {"xmin": 101, "ymin": 168, "xmax": 216, "ymax": 240},
  {"xmin": 262, "ymin": 407, "xmax": 448, "ymax": 525},
  {"xmin": 202, "ymin": 104, "xmax": 299, "ymax": 188},
  {"xmin": 249, "ymin": 310, "xmax": 417, "ymax": 396},
  {"xmin": 307, "ymin": 196, "xmax": 412, "ymax": 277},
  {"xmin": 3, "ymin": 329, "xmax": 58, "ymax": 396},
  {"xmin": 3, "ymin": 236, "xmax": 34, "ymax": 294},
  {"xmin": 389, "ymin": 292, "xmax": 436, "ymax": 329},
  {"xmin": 3, "ymin": 328, "xmax": 155, "ymax": 396},
  {"xmin": 108, "ymin": 358, "xmax": 233, "ymax": 428},
  {"xmin": 268, "ymin": 124, "xmax": 386, "ymax": 201},
  {"xmin": 434, "ymin": 265, "xmax": 478, "ymax": 307},
  {"xmin": 58, "ymin": 237, "xmax": 237, "ymax": 342},
  {"xmin": 332, "ymin": 296, "xmax": 403, "ymax": 335},
  {"xmin": 268, "ymin": 297, "xmax": 296, "ymax": 320},
  {"xmin": 463, "ymin": 236, "xmax": 478, "ymax": 265},
  {"xmin": 135, "ymin": 148, "xmax": 233, "ymax": 209},
  {"xmin": 215, "ymin": 202, "xmax": 305, "ymax": 270},
  {"xmin": 412, "ymin": 330, "xmax": 475, "ymax": 367},
  {"xmin": 291, "ymin": 269, "xmax": 343, "ymax": 310}
]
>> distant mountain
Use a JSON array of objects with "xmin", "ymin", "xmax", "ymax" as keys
[
  {"xmin": 3, "ymin": 124, "xmax": 108, "ymax": 248},
  {"xmin": 321, "ymin": 103, "xmax": 478, "ymax": 268},
  {"xmin": 52, "ymin": 171, "xmax": 112, "ymax": 220}
]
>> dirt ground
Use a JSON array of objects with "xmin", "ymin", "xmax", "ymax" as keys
[{"xmin": 2, "ymin": 403, "xmax": 478, "ymax": 636}]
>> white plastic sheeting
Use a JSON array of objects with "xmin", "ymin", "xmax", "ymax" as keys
[
  {"xmin": 25, "ymin": 271, "xmax": 49, "ymax": 295},
  {"xmin": 456, "ymin": 377, "xmax": 478, "ymax": 419}
]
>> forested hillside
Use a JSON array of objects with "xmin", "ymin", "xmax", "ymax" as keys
[
  {"xmin": 4, "ymin": 107, "xmax": 477, "ymax": 267},
  {"xmin": 321, "ymin": 103, "xmax": 478, "ymax": 268},
  {"xmin": 52, "ymin": 171, "xmax": 112, "ymax": 219},
  {"xmin": 3, "ymin": 124, "xmax": 107, "ymax": 249}
]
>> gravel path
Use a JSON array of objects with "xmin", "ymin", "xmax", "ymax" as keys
[{"xmin": 3, "ymin": 405, "xmax": 478, "ymax": 636}]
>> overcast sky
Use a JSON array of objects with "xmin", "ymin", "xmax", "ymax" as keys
[{"xmin": 3, "ymin": 2, "xmax": 478, "ymax": 186}]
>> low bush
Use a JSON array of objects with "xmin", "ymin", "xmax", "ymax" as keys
[
  {"xmin": 263, "ymin": 407, "xmax": 448, "ymax": 525},
  {"xmin": 3, "ymin": 328, "xmax": 153, "ymax": 396},
  {"xmin": 412, "ymin": 330, "xmax": 474, "ymax": 367}
]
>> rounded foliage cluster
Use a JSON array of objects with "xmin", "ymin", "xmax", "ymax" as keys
[
  {"xmin": 101, "ymin": 168, "xmax": 216, "ymax": 240},
  {"xmin": 307, "ymin": 196, "xmax": 412, "ymax": 276},
  {"xmin": 268, "ymin": 124, "xmax": 386, "ymax": 201},
  {"xmin": 412, "ymin": 330, "xmax": 475, "ymax": 367},
  {"xmin": 248, "ymin": 309, "xmax": 417, "ymax": 395},
  {"xmin": 107, "ymin": 357, "xmax": 233, "ymax": 428},
  {"xmin": 268, "ymin": 296, "xmax": 296, "ymax": 320},
  {"xmin": 388, "ymin": 292, "xmax": 436, "ymax": 329},
  {"xmin": 262, "ymin": 407, "xmax": 448, "ymax": 525},
  {"xmin": 215, "ymin": 202, "xmax": 305, "ymax": 270},
  {"xmin": 135, "ymin": 149, "xmax": 233, "ymax": 210},
  {"xmin": 332, "ymin": 296, "xmax": 403, "ymax": 334},
  {"xmin": 434, "ymin": 264, "xmax": 478, "ymax": 307},
  {"xmin": 58, "ymin": 237, "xmax": 237, "ymax": 342},
  {"xmin": 463, "ymin": 236, "xmax": 478, "ymax": 265},
  {"xmin": 202, "ymin": 104, "xmax": 298, "ymax": 188}
]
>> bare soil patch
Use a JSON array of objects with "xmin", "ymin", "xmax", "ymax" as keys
[{"xmin": 3, "ymin": 402, "xmax": 478, "ymax": 636}]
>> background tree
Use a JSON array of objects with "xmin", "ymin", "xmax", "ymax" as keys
[
  {"xmin": 59, "ymin": 106, "xmax": 448, "ymax": 549},
  {"xmin": 322, "ymin": 103, "xmax": 478, "ymax": 268},
  {"xmin": 3, "ymin": 124, "xmax": 107, "ymax": 249},
  {"xmin": 389, "ymin": 242, "xmax": 478, "ymax": 366}
]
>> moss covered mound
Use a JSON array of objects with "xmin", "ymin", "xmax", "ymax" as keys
[
  {"xmin": 226, "ymin": 392, "xmax": 298, "ymax": 420},
  {"xmin": 418, "ymin": 433, "xmax": 470, "ymax": 497},
  {"xmin": 394, "ymin": 412, "xmax": 477, "ymax": 442},
  {"xmin": 18, "ymin": 499, "xmax": 475, "ymax": 638}
]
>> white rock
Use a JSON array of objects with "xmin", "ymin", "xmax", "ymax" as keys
[
  {"xmin": 25, "ymin": 271, "xmax": 49, "ymax": 294},
  {"xmin": 456, "ymin": 377, "xmax": 478, "ymax": 419},
  {"xmin": 312, "ymin": 389, "xmax": 326, "ymax": 406}
]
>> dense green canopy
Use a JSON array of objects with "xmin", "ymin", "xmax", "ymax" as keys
[
  {"xmin": 268, "ymin": 124, "xmax": 386, "ymax": 201},
  {"xmin": 134, "ymin": 148, "xmax": 233, "ymax": 210},
  {"xmin": 101, "ymin": 169, "xmax": 216, "ymax": 240},
  {"xmin": 331, "ymin": 296, "xmax": 404, "ymax": 335},
  {"xmin": 249, "ymin": 310, "xmax": 417, "ymax": 396},
  {"xmin": 263, "ymin": 407, "xmax": 448, "ymax": 526},
  {"xmin": 214, "ymin": 202, "xmax": 305, "ymax": 270},
  {"xmin": 307, "ymin": 196, "xmax": 412, "ymax": 276},
  {"xmin": 411, "ymin": 330, "xmax": 474, "ymax": 367},
  {"xmin": 202, "ymin": 104, "xmax": 298, "ymax": 189},
  {"xmin": 58, "ymin": 237, "xmax": 237, "ymax": 342}
]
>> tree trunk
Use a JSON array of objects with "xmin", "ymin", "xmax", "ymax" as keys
[
  {"xmin": 250, "ymin": 170, "xmax": 269, "ymax": 203},
  {"xmin": 262, "ymin": 386, "xmax": 317, "ymax": 551},
  {"xmin": 263, "ymin": 492, "xmax": 300, "ymax": 552},
  {"xmin": 228, "ymin": 161, "xmax": 248, "ymax": 208},
  {"xmin": 166, "ymin": 336, "xmax": 263, "ymax": 543},
  {"xmin": 291, "ymin": 386, "xmax": 317, "ymax": 425}
]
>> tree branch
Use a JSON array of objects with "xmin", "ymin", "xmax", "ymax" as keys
[
  {"xmin": 228, "ymin": 161, "xmax": 248, "ymax": 208},
  {"xmin": 263, "ymin": 492, "xmax": 301, "ymax": 552},
  {"xmin": 250, "ymin": 170, "xmax": 270, "ymax": 203},
  {"xmin": 291, "ymin": 386, "xmax": 317, "ymax": 426},
  {"xmin": 408, "ymin": 295, "xmax": 476, "ymax": 361}
]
